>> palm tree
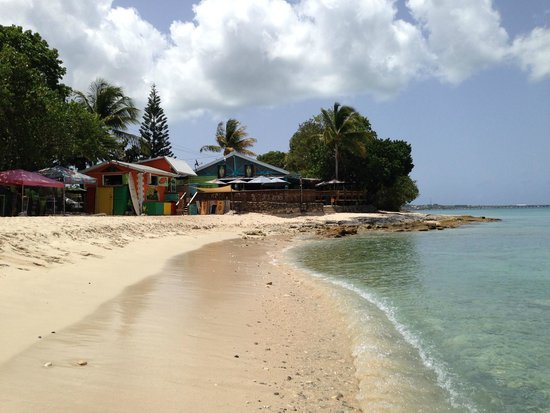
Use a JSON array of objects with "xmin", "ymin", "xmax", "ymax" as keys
[
  {"xmin": 320, "ymin": 102, "xmax": 368, "ymax": 180},
  {"xmin": 200, "ymin": 119, "xmax": 257, "ymax": 156},
  {"xmin": 73, "ymin": 78, "xmax": 140, "ymax": 154}
]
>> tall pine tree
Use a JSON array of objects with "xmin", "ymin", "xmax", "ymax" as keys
[{"xmin": 139, "ymin": 84, "xmax": 173, "ymax": 159}]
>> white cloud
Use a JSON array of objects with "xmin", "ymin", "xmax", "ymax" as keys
[
  {"xmin": 1, "ymin": 0, "xmax": 548, "ymax": 119},
  {"xmin": 511, "ymin": 27, "xmax": 550, "ymax": 81},
  {"xmin": 0, "ymin": 0, "xmax": 167, "ymax": 105},
  {"xmin": 153, "ymin": 0, "xmax": 433, "ymax": 116},
  {"xmin": 406, "ymin": 0, "xmax": 509, "ymax": 83}
]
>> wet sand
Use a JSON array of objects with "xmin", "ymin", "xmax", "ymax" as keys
[{"xmin": 0, "ymin": 237, "xmax": 360, "ymax": 412}]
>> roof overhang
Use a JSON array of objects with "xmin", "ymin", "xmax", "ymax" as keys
[
  {"xmin": 195, "ymin": 152, "xmax": 289, "ymax": 175},
  {"xmin": 82, "ymin": 161, "xmax": 178, "ymax": 177}
]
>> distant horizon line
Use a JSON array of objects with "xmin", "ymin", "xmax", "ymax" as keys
[{"xmin": 408, "ymin": 204, "xmax": 550, "ymax": 210}]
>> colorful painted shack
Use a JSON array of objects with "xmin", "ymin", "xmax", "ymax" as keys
[
  {"xmin": 82, "ymin": 161, "xmax": 179, "ymax": 215},
  {"xmin": 138, "ymin": 156, "xmax": 195, "ymax": 198}
]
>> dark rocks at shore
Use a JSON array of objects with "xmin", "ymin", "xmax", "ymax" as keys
[
  {"xmin": 311, "ymin": 213, "xmax": 499, "ymax": 238},
  {"xmin": 316, "ymin": 226, "xmax": 358, "ymax": 238}
]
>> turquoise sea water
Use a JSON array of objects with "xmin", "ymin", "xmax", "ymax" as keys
[{"xmin": 290, "ymin": 208, "xmax": 550, "ymax": 413}]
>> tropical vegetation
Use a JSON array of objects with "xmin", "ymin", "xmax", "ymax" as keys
[
  {"xmin": 200, "ymin": 119, "xmax": 257, "ymax": 156},
  {"xmin": 281, "ymin": 103, "xmax": 419, "ymax": 210},
  {"xmin": 73, "ymin": 78, "xmax": 140, "ymax": 162},
  {"xmin": 0, "ymin": 25, "xmax": 112, "ymax": 171},
  {"xmin": 320, "ymin": 102, "xmax": 372, "ymax": 180},
  {"xmin": 256, "ymin": 151, "xmax": 286, "ymax": 169}
]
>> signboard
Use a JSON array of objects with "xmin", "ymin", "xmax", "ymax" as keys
[{"xmin": 158, "ymin": 176, "xmax": 169, "ymax": 187}]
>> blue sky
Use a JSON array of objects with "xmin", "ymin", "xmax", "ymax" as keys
[{"xmin": 2, "ymin": 0, "xmax": 549, "ymax": 204}]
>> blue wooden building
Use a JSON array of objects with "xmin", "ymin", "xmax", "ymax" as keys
[{"xmin": 194, "ymin": 152, "xmax": 289, "ymax": 184}]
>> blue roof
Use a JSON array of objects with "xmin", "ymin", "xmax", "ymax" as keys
[{"xmin": 195, "ymin": 152, "xmax": 289, "ymax": 175}]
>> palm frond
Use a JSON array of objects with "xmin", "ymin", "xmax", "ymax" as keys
[
  {"xmin": 73, "ymin": 78, "xmax": 139, "ymax": 132},
  {"xmin": 112, "ymin": 130, "xmax": 141, "ymax": 146},
  {"xmin": 237, "ymin": 148, "xmax": 257, "ymax": 156},
  {"xmin": 200, "ymin": 145, "xmax": 222, "ymax": 153},
  {"xmin": 209, "ymin": 118, "xmax": 257, "ymax": 156}
]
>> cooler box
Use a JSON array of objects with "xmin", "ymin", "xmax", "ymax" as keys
[{"xmin": 144, "ymin": 201, "xmax": 164, "ymax": 215}]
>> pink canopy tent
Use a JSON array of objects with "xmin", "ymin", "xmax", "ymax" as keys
[
  {"xmin": 0, "ymin": 169, "xmax": 64, "ymax": 214},
  {"xmin": 0, "ymin": 169, "xmax": 65, "ymax": 188}
]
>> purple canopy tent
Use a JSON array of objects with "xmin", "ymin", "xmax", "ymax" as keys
[
  {"xmin": 38, "ymin": 166, "xmax": 96, "ymax": 185},
  {"xmin": 38, "ymin": 166, "xmax": 96, "ymax": 213},
  {"xmin": 0, "ymin": 169, "xmax": 64, "ymax": 214}
]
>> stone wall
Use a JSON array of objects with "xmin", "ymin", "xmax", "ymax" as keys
[
  {"xmin": 232, "ymin": 201, "xmax": 324, "ymax": 215},
  {"xmin": 330, "ymin": 204, "xmax": 377, "ymax": 213}
]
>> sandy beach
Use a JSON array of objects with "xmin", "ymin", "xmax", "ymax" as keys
[{"xmin": 0, "ymin": 212, "xmax": 490, "ymax": 412}]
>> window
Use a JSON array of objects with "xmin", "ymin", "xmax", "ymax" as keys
[
  {"xmin": 149, "ymin": 175, "xmax": 159, "ymax": 186},
  {"xmin": 103, "ymin": 174, "xmax": 123, "ymax": 186}
]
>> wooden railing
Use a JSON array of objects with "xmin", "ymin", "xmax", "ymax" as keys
[{"xmin": 194, "ymin": 188, "xmax": 367, "ymax": 206}]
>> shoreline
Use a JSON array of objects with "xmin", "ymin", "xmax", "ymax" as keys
[
  {"xmin": 0, "ymin": 230, "xmax": 361, "ymax": 412},
  {"xmin": 0, "ymin": 212, "xmax": 494, "ymax": 410}
]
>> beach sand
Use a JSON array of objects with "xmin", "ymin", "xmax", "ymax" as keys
[
  {"xmin": 0, "ymin": 214, "xmax": 363, "ymax": 412},
  {"xmin": 0, "ymin": 212, "xmax": 488, "ymax": 411}
]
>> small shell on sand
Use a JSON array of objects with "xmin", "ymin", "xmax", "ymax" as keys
[{"xmin": 76, "ymin": 360, "xmax": 88, "ymax": 366}]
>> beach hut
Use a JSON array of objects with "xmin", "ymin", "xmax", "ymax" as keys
[
  {"xmin": 137, "ymin": 157, "xmax": 197, "ymax": 212},
  {"xmin": 82, "ymin": 161, "xmax": 177, "ymax": 215},
  {"xmin": 137, "ymin": 156, "xmax": 196, "ymax": 178}
]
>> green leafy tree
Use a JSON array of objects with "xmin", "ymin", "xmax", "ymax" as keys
[
  {"xmin": 287, "ymin": 106, "xmax": 418, "ymax": 210},
  {"xmin": 59, "ymin": 103, "xmax": 119, "ymax": 169},
  {"xmin": 342, "ymin": 138, "xmax": 416, "ymax": 209},
  {"xmin": 320, "ymin": 102, "xmax": 372, "ymax": 180},
  {"xmin": 287, "ymin": 110, "xmax": 376, "ymax": 180},
  {"xmin": 138, "ymin": 84, "xmax": 173, "ymax": 159},
  {"xmin": 372, "ymin": 176, "xmax": 419, "ymax": 211},
  {"xmin": 0, "ymin": 25, "xmax": 69, "ymax": 97},
  {"xmin": 1, "ymin": 27, "xmax": 111, "ymax": 171},
  {"xmin": 286, "ymin": 118, "xmax": 330, "ymax": 178},
  {"xmin": 360, "ymin": 138, "xmax": 414, "ymax": 191},
  {"xmin": 73, "ymin": 78, "xmax": 140, "ymax": 160},
  {"xmin": 257, "ymin": 151, "xmax": 287, "ymax": 169},
  {"xmin": 200, "ymin": 119, "xmax": 257, "ymax": 156}
]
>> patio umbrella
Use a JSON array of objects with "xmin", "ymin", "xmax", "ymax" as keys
[
  {"xmin": 38, "ymin": 166, "xmax": 96, "ymax": 185},
  {"xmin": 315, "ymin": 179, "xmax": 346, "ymax": 187},
  {"xmin": 269, "ymin": 177, "xmax": 288, "ymax": 184},
  {"xmin": 248, "ymin": 176, "xmax": 274, "ymax": 184},
  {"xmin": 0, "ymin": 169, "xmax": 64, "ymax": 214}
]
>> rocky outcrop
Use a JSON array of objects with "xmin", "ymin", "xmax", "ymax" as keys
[{"xmin": 312, "ymin": 213, "xmax": 499, "ymax": 238}]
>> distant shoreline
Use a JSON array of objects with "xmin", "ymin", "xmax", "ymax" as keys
[{"xmin": 408, "ymin": 204, "xmax": 550, "ymax": 210}]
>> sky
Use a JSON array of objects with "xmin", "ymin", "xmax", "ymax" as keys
[{"xmin": 1, "ymin": 0, "xmax": 549, "ymax": 205}]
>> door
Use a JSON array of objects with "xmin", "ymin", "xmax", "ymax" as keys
[
  {"xmin": 113, "ymin": 186, "xmax": 130, "ymax": 215},
  {"xmin": 96, "ymin": 187, "xmax": 113, "ymax": 215}
]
